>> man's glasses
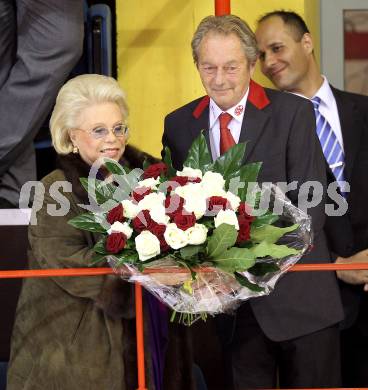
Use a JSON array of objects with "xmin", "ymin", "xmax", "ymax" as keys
[{"xmin": 75, "ymin": 123, "xmax": 129, "ymax": 139}]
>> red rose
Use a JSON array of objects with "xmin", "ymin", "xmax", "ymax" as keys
[
  {"xmin": 173, "ymin": 212, "xmax": 196, "ymax": 231},
  {"xmin": 132, "ymin": 186, "xmax": 151, "ymax": 202},
  {"xmin": 166, "ymin": 176, "xmax": 201, "ymax": 192},
  {"xmin": 106, "ymin": 232, "xmax": 127, "ymax": 253},
  {"xmin": 158, "ymin": 235, "xmax": 170, "ymax": 252},
  {"xmin": 149, "ymin": 223, "xmax": 169, "ymax": 252},
  {"xmin": 143, "ymin": 162, "xmax": 168, "ymax": 179},
  {"xmin": 238, "ymin": 202, "xmax": 254, "ymax": 219},
  {"xmin": 236, "ymin": 214, "xmax": 252, "ymax": 243},
  {"xmin": 149, "ymin": 223, "xmax": 165, "ymax": 236},
  {"xmin": 208, "ymin": 196, "xmax": 231, "ymax": 213},
  {"xmin": 166, "ymin": 176, "xmax": 189, "ymax": 192},
  {"xmin": 132, "ymin": 210, "xmax": 154, "ymax": 232},
  {"xmin": 106, "ymin": 203, "xmax": 125, "ymax": 224},
  {"xmin": 165, "ymin": 194, "xmax": 184, "ymax": 218}
]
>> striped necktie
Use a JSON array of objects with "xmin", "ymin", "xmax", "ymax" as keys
[{"xmin": 311, "ymin": 97, "xmax": 346, "ymax": 192}]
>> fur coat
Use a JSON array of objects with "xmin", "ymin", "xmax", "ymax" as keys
[{"xmin": 7, "ymin": 154, "xmax": 195, "ymax": 390}]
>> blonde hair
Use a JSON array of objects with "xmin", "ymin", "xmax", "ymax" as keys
[
  {"xmin": 191, "ymin": 15, "xmax": 259, "ymax": 66},
  {"xmin": 50, "ymin": 74, "xmax": 129, "ymax": 154}
]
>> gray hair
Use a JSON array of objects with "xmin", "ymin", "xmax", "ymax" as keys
[
  {"xmin": 50, "ymin": 74, "xmax": 129, "ymax": 154},
  {"xmin": 191, "ymin": 15, "xmax": 259, "ymax": 65}
]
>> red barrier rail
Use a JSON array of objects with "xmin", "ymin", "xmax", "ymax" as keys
[
  {"xmin": 1, "ymin": 262, "xmax": 368, "ymax": 390},
  {"xmin": 1, "ymin": 262, "xmax": 368, "ymax": 279}
]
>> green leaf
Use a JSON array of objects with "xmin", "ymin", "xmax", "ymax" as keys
[
  {"xmin": 213, "ymin": 247, "xmax": 256, "ymax": 273},
  {"xmin": 93, "ymin": 238, "xmax": 108, "ymax": 255},
  {"xmin": 183, "ymin": 133, "xmax": 212, "ymax": 170},
  {"xmin": 248, "ymin": 262, "xmax": 280, "ymax": 276},
  {"xmin": 252, "ymin": 212, "xmax": 279, "ymax": 228},
  {"xmin": 162, "ymin": 146, "xmax": 177, "ymax": 177},
  {"xmin": 200, "ymin": 217, "xmax": 215, "ymax": 230},
  {"xmin": 80, "ymin": 177, "xmax": 117, "ymax": 205},
  {"xmin": 113, "ymin": 250, "xmax": 139, "ymax": 265},
  {"xmin": 113, "ymin": 169, "xmax": 142, "ymax": 201},
  {"xmin": 234, "ymin": 162, "xmax": 262, "ymax": 201},
  {"xmin": 209, "ymin": 143, "xmax": 246, "ymax": 179},
  {"xmin": 235, "ymin": 272, "xmax": 265, "ymax": 292},
  {"xmin": 142, "ymin": 158, "xmax": 151, "ymax": 170},
  {"xmin": 249, "ymin": 241, "xmax": 300, "ymax": 259},
  {"xmin": 251, "ymin": 224, "xmax": 299, "ymax": 244},
  {"xmin": 207, "ymin": 224, "xmax": 238, "ymax": 258},
  {"xmin": 68, "ymin": 213, "xmax": 106, "ymax": 233},
  {"xmin": 90, "ymin": 253, "xmax": 107, "ymax": 266},
  {"xmin": 179, "ymin": 245, "xmax": 204, "ymax": 260},
  {"xmin": 104, "ymin": 158, "xmax": 126, "ymax": 175}
]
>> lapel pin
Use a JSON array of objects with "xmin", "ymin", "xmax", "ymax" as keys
[{"xmin": 235, "ymin": 105, "xmax": 244, "ymax": 116}]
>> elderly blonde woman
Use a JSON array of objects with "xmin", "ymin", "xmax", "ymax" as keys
[{"xmin": 7, "ymin": 74, "xmax": 195, "ymax": 390}]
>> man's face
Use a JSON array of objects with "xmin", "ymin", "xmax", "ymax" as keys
[
  {"xmin": 255, "ymin": 16, "xmax": 311, "ymax": 92},
  {"xmin": 197, "ymin": 32, "xmax": 255, "ymax": 111}
]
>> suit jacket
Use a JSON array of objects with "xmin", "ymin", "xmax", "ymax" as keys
[
  {"xmin": 326, "ymin": 86, "xmax": 368, "ymax": 329},
  {"xmin": 163, "ymin": 80, "xmax": 344, "ymax": 341}
]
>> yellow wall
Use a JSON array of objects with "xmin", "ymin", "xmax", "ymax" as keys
[{"xmin": 117, "ymin": 0, "xmax": 319, "ymax": 157}]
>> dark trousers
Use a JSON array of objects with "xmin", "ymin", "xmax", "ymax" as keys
[
  {"xmin": 341, "ymin": 295, "xmax": 368, "ymax": 387},
  {"xmin": 225, "ymin": 302, "xmax": 341, "ymax": 389}
]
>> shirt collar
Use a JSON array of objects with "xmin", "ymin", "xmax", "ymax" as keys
[
  {"xmin": 312, "ymin": 75, "xmax": 334, "ymax": 109},
  {"xmin": 209, "ymin": 88, "xmax": 249, "ymax": 128}
]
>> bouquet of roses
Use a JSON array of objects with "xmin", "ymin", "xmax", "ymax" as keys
[{"xmin": 69, "ymin": 133, "xmax": 311, "ymax": 324}]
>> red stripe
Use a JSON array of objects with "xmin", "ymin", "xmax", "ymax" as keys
[
  {"xmin": 193, "ymin": 95, "xmax": 210, "ymax": 118},
  {"xmin": 248, "ymin": 79, "xmax": 270, "ymax": 109}
]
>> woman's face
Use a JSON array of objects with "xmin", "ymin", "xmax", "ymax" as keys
[{"xmin": 70, "ymin": 102, "xmax": 127, "ymax": 166}]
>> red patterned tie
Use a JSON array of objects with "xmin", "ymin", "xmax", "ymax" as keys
[{"xmin": 219, "ymin": 112, "xmax": 235, "ymax": 155}]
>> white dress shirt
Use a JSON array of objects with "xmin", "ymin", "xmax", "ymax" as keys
[
  {"xmin": 208, "ymin": 89, "xmax": 249, "ymax": 160},
  {"xmin": 312, "ymin": 76, "xmax": 344, "ymax": 150},
  {"xmin": 295, "ymin": 76, "xmax": 344, "ymax": 150}
]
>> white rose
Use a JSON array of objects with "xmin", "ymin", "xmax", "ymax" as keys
[
  {"xmin": 214, "ymin": 209, "xmax": 239, "ymax": 230},
  {"xmin": 108, "ymin": 221, "xmax": 133, "ymax": 239},
  {"xmin": 150, "ymin": 206, "xmax": 170, "ymax": 225},
  {"xmin": 184, "ymin": 197, "xmax": 207, "ymax": 219},
  {"xmin": 186, "ymin": 224, "xmax": 208, "ymax": 245},
  {"xmin": 225, "ymin": 191, "xmax": 241, "ymax": 211},
  {"xmin": 173, "ymin": 182, "xmax": 202, "ymax": 199},
  {"xmin": 203, "ymin": 186, "xmax": 227, "ymax": 198},
  {"xmin": 164, "ymin": 223, "xmax": 189, "ymax": 249},
  {"xmin": 173, "ymin": 183, "xmax": 207, "ymax": 219},
  {"xmin": 137, "ymin": 192, "xmax": 165, "ymax": 211},
  {"xmin": 176, "ymin": 167, "xmax": 203, "ymax": 179},
  {"xmin": 136, "ymin": 177, "xmax": 160, "ymax": 190},
  {"xmin": 201, "ymin": 171, "xmax": 225, "ymax": 191},
  {"xmin": 135, "ymin": 231, "xmax": 161, "ymax": 261},
  {"xmin": 121, "ymin": 199, "xmax": 139, "ymax": 219}
]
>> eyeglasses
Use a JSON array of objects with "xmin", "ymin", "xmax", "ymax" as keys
[{"xmin": 75, "ymin": 123, "xmax": 129, "ymax": 139}]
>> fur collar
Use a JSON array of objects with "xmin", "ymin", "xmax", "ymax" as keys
[{"xmin": 56, "ymin": 154, "xmax": 91, "ymax": 204}]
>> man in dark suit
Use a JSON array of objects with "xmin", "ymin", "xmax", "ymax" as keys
[
  {"xmin": 255, "ymin": 10, "xmax": 368, "ymax": 387},
  {"xmin": 0, "ymin": 0, "xmax": 84, "ymax": 208},
  {"xmin": 163, "ymin": 14, "xmax": 344, "ymax": 389}
]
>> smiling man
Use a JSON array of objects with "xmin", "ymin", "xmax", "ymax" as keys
[
  {"xmin": 256, "ymin": 11, "xmax": 368, "ymax": 387},
  {"xmin": 162, "ymin": 14, "xmax": 344, "ymax": 390}
]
